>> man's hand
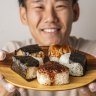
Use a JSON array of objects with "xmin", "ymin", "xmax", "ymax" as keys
[
  {"xmin": 0, "ymin": 50, "xmax": 27, "ymax": 96},
  {"xmin": 0, "ymin": 74, "xmax": 27, "ymax": 96},
  {"xmin": 0, "ymin": 50, "xmax": 6, "ymax": 61},
  {"xmin": 78, "ymin": 82, "xmax": 96, "ymax": 96}
]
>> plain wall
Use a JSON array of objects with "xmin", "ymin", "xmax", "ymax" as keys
[{"xmin": 0, "ymin": 0, "xmax": 96, "ymax": 48}]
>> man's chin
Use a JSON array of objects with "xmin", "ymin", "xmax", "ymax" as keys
[{"xmin": 42, "ymin": 40, "xmax": 60, "ymax": 46}]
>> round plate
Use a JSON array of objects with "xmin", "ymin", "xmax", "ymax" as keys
[{"xmin": 0, "ymin": 52, "xmax": 96, "ymax": 91}]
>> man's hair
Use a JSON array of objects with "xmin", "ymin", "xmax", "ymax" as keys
[
  {"xmin": 73, "ymin": 0, "xmax": 78, "ymax": 4},
  {"xmin": 18, "ymin": 0, "xmax": 78, "ymax": 7},
  {"xmin": 18, "ymin": 0, "xmax": 25, "ymax": 7}
]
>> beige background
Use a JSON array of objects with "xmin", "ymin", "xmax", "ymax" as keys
[{"xmin": 0, "ymin": 0, "xmax": 96, "ymax": 47}]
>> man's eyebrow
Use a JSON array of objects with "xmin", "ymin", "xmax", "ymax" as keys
[
  {"xmin": 55, "ymin": 0, "xmax": 72, "ymax": 4},
  {"xmin": 31, "ymin": 0, "xmax": 43, "ymax": 2}
]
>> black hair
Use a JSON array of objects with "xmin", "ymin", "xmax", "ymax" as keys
[
  {"xmin": 72, "ymin": 0, "xmax": 78, "ymax": 5},
  {"xmin": 18, "ymin": 0, "xmax": 78, "ymax": 7},
  {"xmin": 18, "ymin": 0, "xmax": 25, "ymax": 7}
]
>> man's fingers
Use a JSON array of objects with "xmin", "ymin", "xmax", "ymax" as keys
[
  {"xmin": 0, "ymin": 74, "xmax": 15, "ymax": 92},
  {"xmin": 88, "ymin": 82, "xmax": 96, "ymax": 92},
  {"xmin": 8, "ymin": 88, "xmax": 28, "ymax": 96},
  {"xmin": 78, "ymin": 86, "xmax": 92, "ymax": 96},
  {"xmin": 18, "ymin": 88, "xmax": 28, "ymax": 96},
  {"xmin": 0, "ymin": 50, "xmax": 6, "ymax": 61},
  {"xmin": 5, "ymin": 89, "xmax": 21, "ymax": 96}
]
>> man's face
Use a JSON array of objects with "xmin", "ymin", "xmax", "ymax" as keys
[{"xmin": 20, "ymin": 0, "xmax": 79, "ymax": 46}]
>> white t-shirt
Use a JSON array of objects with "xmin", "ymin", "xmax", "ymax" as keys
[
  {"xmin": 1, "ymin": 36, "xmax": 96, "ymax": 96},
  {"xmin": 2, "ymin": 36, "xmax": 96, "ymax": 57}
]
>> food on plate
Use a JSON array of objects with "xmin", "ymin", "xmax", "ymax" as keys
[
  {"xmin": 15, "ymin": 44, "xmax": 44, "ymax": 57},
  {"xmin": 11, "ymin": 44, "xmax": 87, "ymax": 85},
  {"xmin": 15, "ymin": 44, "xmax": 45, "ymax": 65},
  {"xmin": 48, "ymin": 45, "xmax": 72, "ymax": 62},
  {"xmin": 59, "ymin": 52, "xmax": 87, "ymax": 76},
  {"xmin": 37, "ymin": 61, "xmax": 69, "ymax": 85},
  {"xmin": 12, "ymin": 56, "xmax": 39, "ymax": 81}
]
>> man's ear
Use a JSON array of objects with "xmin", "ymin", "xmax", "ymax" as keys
[
  {"xmin": 19, "ymin": 7, "xmax": 28, "ymax": 25},
  {"xmin": 73, "ymin": 3, "xmax": 80, "ymax": 22}
]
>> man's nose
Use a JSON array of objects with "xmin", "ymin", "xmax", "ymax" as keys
[{"xmin": 44, "ymin": 8, "xmax": 59, "ymax": 23}]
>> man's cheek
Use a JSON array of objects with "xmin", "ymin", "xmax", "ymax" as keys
[{"xmin": 31, "ymin": 12, "xmax": 41, "ymax": 23}]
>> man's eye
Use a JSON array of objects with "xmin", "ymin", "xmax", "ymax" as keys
[
  {"xmin": 56, "ymin": 5, "xmax": 67, "ymax": 8},
  {"xmin": 35, "ymin": 6, "xmax": 44, "ymax": 9}
]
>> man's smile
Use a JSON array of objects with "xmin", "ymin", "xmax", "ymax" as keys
[
  {"xmin": 41, "ymin": 28, "xmax": 60, "ymax": 33},
  {"xmin": 40, "ymin": 27, "xmax": 61, "ymax": 34}
]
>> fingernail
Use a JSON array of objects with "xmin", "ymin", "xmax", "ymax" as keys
[
  {"xmin": 0, "ymin": 50, "xmax": 6, "ymax": 61},
  {"xmin": 89, "ymin": 83, "xmax": 96, "ymax": 92}
]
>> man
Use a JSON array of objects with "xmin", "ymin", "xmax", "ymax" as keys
[{"xmin": 0, "ymin": 0, "xmax": 96, "ymax": 96}]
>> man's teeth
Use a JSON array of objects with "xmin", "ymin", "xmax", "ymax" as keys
[{"xmin": 43, "ymin": 29, "xmax": 59, "ymax": 33}]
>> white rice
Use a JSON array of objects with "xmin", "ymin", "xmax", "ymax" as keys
[
  {"xmin": 55, "ymin": 72, "xmax": 69, "ymax": 85},
  {"xmin": 59, "ymin": 53, "xmax": 83, "ymax": 76},
  {"xmin": 49, "ymin": 56, "xmax": 59, "ymax": 62},
  {"xmin": 37, "ymin": 71, "xmax": 69, "ymax": 85},
  {"xmin": 37, "ymin": 72, "xmax": 51, "ymax": 85},
  {"xmin": 59, "ymin": 53, "xmax": 71, "ymax": 64}
]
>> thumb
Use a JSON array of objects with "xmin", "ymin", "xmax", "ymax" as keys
[
  {"xmin": 78, "ymin": 86, "xmax": 92, "ymax": 96},
  {"xmin": 0, "ymin": 50, "xmax": 6, "ymax": 61},
  {"xmin": 8, "ymin": 88, "xmax": 28, "ymax": 96},
  {"xmin": 0, "ymin": 74, "xmax": 16, "ymax": 92},
  {"xmin": 88, "ymin": 82, "xmax": 96, "ymax": 92},
  {"xmin": 6, "ymin": 90, "xmax": 21, "ymax": 96}
]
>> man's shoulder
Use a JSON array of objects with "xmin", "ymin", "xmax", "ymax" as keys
[
  {"xmin": 69, "ymin": 36, "xmax": 96, "ymax": 47},
  {"xmin": 69, "ymin": 36, "xmax": 90, "ymax": 42},
  {"xmin": 69, "ymin": 36, "xmax": 96, "ymax": 56},
  {"xmin": 2, "ymin": 38, "xmax": 34, "ymax": 53}
]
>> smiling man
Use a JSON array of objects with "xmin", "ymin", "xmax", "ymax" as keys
[
  {"xmin": 0, "ymin": 0, "xmax": 96, "ymax": 96},
  {"xmin": 19, "ymin": 0, "xmax": 78, "ymax": 46}
]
